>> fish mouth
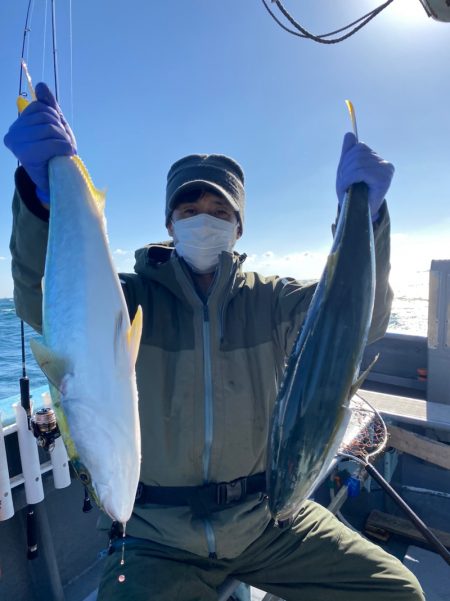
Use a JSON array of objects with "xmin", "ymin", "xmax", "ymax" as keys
[{"xmin": 97, "ymin": 484, "xmax": 131, "ymax": 525}]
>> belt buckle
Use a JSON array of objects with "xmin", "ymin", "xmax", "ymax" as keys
[{"xmin": 217, "ymin": 478, "xmax": 247, "ymax": 505}]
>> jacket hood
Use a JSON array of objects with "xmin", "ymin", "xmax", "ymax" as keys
[{"xmin": 134, "ymin": 241, "xmax": 174, "ymax": 275}]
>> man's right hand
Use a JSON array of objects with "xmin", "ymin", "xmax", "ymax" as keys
[{"xmin": 4, "ymin": 82, "xmax": 77, "ymax": 206}]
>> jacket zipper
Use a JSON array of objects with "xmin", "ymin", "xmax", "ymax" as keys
[
  {"xmin": 202, "ymin": 304, "xmax": 216, "ymax": 557},
  {"xmin": 181, "ymin": 257, "xmax": 243, "ymax": 558},
  {"xmin": 202, "ymin": 304, "xmax": 213, "ymax": 481}
]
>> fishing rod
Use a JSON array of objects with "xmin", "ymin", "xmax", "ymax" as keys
[
  {"xmin": 16, "ymin": 0, "xmax": 71, "ymax": 556},
  {"xmin": 9, "ymin": 4, "xmax": 72, "ymax": 599},
  {"xmin": 17, "ymin": 0, "xmax": 40, "ymax": 562}
]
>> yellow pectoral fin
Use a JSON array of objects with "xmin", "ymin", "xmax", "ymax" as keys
[
  {"xmin": 29, "ymin": 338, "xmax": 68, "ymax": 392},
  {"xmin": 128, "ymin": 305, "xmax": 143, "ymax": 365}
]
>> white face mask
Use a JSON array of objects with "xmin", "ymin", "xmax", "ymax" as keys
[{"xmin": 172, "ymin": 213, "xmax": 238, "ymax": 274}]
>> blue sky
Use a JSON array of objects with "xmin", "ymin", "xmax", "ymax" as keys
[{"xmin": 0, "ymin": 0, "xmax": 449, "ymax": 298}]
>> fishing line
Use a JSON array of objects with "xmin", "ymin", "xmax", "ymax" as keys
[
  {"xmin": 50, "ymin": 0, "xmax": 60, "ymax": 102},
  {"xmin": 68, "ymin": 0, "xmax": 74, "ymax": 127},
  {"xmin": 41, "ymin": 0, "xmax": 48, "ymax": 82},
  {"xmin": 262, "ymin": 0, "xmax": 395, "ymax": 43}
]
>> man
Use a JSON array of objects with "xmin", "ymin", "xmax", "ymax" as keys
[{"xmin": 5, "ymin": 83, "xmax": 423, "ymax": 601}]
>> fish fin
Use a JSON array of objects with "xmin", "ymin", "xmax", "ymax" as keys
[
  {"xmin": 114, "ymin": 311, "xmax": 125, "ymax": 364},
  {"xmin": 348, "ymin": 353, "xmax": 379, "ymax": 399},
  {"xmin": 128, "ymin": 305, "xmax": 143, "ymax": 365},
  {"xmin": 29, "ymin": 339, "xmax": 68, "ymax": 392},
  {"xmin": 71, "ymin": 155, "xmax": 106, "ymax": 215},
  {"xmin": 113, "ymin": 306, "xmax": 143, "ymax": 367},
  {"xmin": 325, "ymin": 251, "xmax": 338, "ymax": 286}
]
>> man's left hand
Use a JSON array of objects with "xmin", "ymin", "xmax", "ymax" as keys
[{"xmin": 336, "ymin": 132, "xmax": 395, "ymax": 221}]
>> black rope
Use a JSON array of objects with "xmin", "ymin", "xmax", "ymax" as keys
[
  {"xmin": 262, "ymin": 0, "xmax": 396, "ymax": 44},
  {"xmin": 261, "ymin": 0, "xmax": 383, "ymax": 39}
]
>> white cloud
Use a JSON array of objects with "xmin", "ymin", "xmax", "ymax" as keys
[
  {"xmin": 111, "ymin": 252, "xmax": 135, "ymax": 274},
  {"xmin": 390, "ymin": 230, "xmax": 449, "ymax": 287},
  {"xmin": 0, "ymin": 257, "xmax": 6, "ymax": 261},
  {"xmin": 243, "ymin": 229, "xmax": 449, "ymax": 313},
  {"xmin": 244, "ymin": 249, "xmax": 328, "ymax": 280}
]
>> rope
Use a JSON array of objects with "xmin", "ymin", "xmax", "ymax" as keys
[
  {"xmin": 261, "ymin": 0, "xmax": 384, "ymax": 39},
  {"xmin": 262, "ymin": 0, "xmax": 396, "ymax": 44}
]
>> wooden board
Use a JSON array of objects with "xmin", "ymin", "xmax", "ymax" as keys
[
  {"xmin": 365, "ymin": 510, "xmax": 450, "ymax": 549},
  {"xmin": 387, "ymin": 424, "xmax": 450, "ymax": 470}
]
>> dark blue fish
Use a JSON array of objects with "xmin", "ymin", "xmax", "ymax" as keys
[{"xmin": 267, "ymin": 182, "xmax": 375, "ymax": 521}]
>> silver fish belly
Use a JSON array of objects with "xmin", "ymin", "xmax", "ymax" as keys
[
  {"xmin": 30, "ymin": 155, "xmax": 142, "ymax": 526},
  {"xmin": 267, "ymin": 182, "xmax": 375, "ymax": 521}
]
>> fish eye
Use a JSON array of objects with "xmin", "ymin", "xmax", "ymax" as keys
[{"xmin": 78, "ymin": 469, "xmax": 91, "ymax": 485}]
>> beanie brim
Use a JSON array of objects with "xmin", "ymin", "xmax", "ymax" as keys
[{"xmin": 166, "ymin": 180, "xmax": 240, "ymax": 224}]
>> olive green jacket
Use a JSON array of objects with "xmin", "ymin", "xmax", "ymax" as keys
[{"xmin": 10, "ymin": 167, "xmax": 393, "ymax": 559}]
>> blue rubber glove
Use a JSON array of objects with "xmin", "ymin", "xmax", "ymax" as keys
[
  {"xmin": 3, "ymin": 82, "xmax": 77, "ymax": 206},
  {"xmin": 336, "ymin": 132, "xmax": 394, "ymax": 221}
]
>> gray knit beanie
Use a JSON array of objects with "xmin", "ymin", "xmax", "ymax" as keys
[{"xmin": 165, "ymin": 154, "xmax": 245, "ymax": 230}]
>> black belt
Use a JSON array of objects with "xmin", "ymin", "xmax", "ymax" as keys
[{"xmin": 135, "ymin": 472, "xmax": 267, "ymax": 518}]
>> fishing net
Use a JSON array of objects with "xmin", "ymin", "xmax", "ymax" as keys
[
  {"xmin": 338, "ymin": 394, "xmax": 388, "ymax": 463},
  {"xmin": 335, "ymin": 393, "xmax": 450, "ymax": 565}
]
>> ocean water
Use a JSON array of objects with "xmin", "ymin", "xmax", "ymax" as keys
[
  {"xmin": 0, "ymin": 298, "xmax": 47, "ymax": 423},
  {"xmin": 0, "ymin": 276, "xmax": 429, "ymax": 422}
]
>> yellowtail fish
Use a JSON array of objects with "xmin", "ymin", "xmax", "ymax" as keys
[
  {"xmin": 30, "ymin": 155, "xmax": 142, "ymax": 526},
  {"xmin": 266, "ymin": 180, "xmax": 375, "ymax": 521}
]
